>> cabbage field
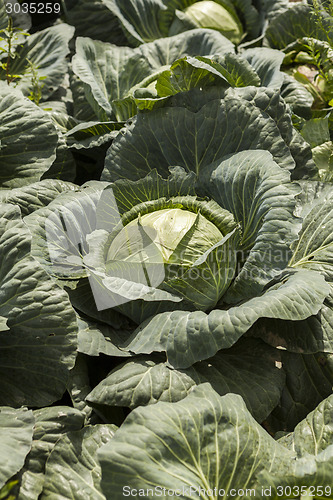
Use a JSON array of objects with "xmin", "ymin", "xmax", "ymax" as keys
[{"xmin": 0, "ymin": 0, "xmax": 333, "ymax": 498}]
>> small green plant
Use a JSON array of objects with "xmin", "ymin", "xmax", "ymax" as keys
[
  {"xmin": 0, "ymin": 19, "xmax": 46, "ymax": 104},
  {"xmin": 0, "ymin": 18, "xmax": 29, "ymax": 84},
  {"xmin": 284, "ymin": 3, "xmax": 333, "ymax": 109},
  {"xmin": 308, "ymin": 1, "xmax": 333, "ymax": 105},
  {"xmin": 26, "ymin": 58, "xmax": 47, "ymax": 105},
  {"xmin": 312, "ymin": 0, "xmax": 333, "ymax": 43},
  {"xmin": 300, "ymin": 39, "xmax": 333, "ymax": 106}
]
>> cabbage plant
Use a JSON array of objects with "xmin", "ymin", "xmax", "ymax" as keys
[
  {"xmin": 24, "ymin": 155, "xmax": 329, "ymax": 368},
  {"xmin": 2, "ymin": 159, "xmax": 333, "ymax": 499},
  {"xmin": 1, "ymin": 0, "xmax": 333, "ymax": 497}
]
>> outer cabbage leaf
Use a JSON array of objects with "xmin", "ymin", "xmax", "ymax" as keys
[
  {"xmin": 67, "ymin": 354, "xmax": 94, "ymax": 419},
  {"xmin": 257, "ymin": 448, "xmax": 333, "ymax": 499},
  {"xmin": 72, "ymin": 30, "xmax": 234, "ymax": 120},
  {"xmin": 241, "ymin": 47, "xmax": 285, "ymax": 89},
  {"xmin": 0, "ymin": 179, "xmax": 77, "ymax": 217},
  {"xmin": 70, "ymin": 71, "xmax": 100, "ymax": 122},
  {"xmin": 77, "ymin": 316, "xmax": 132, "ymax": 357},
  {"xmin": 293, "ymin": 180, "xmax": 333, "ymax": 217},
  {"xmin": 88, "ymin": 261, "xmax": 182, "ymax": 309},
  {"xmin": 224, "ymin": 86, "xmax": 316, "ymax": 179},
  {"xmin": 253, "ymin": 289, "xmax": 333, "ymax": 355},
  {"xmin": 98, "ymin": 385, "xmax": 294, "ymax": 499},
  {"xmin": 255, "ymin": 181, "xmax": 333, "ymax": 355},
  {"xmin": 289, "ymin": 187, "xmax": 333, "ymax": 280},
  {"xmin": 87, "ymin": 338, "xmax": 285, "ymax": 422},
  {"xmin": 65, "ymin": 121, "xmax": 124, "ymax": 150},
  {"xmin": 155, "ymin": 54, "xmax": 260, "ymax": 98},
  {"xmin": 313, "ymin": 142, "xmax": 333, "ymax": 181},
  {"xmin": 0, "ymin": 85, "xmax": 58, "ymax": 188},
  {"xmin": 259, "ymin": 0, "xmax": 288, "ymax": 21},
  {"xmin": 64, "ymin": 0, "xmax": 126, "ymax": 44},
  {"xmin": 0, "ymin": 407, "xmax": 34, "ymax": 490},
  {"xmin": 266, "ymin": 351, "xmax": 333, "ymax": 433},
  {"xmin": 230, "ymin": 0, "xmax": 265, "ymax": 38},
  {"xmin": 72, "ymin": 37, "xmax": 133, "ymax": 120},
  {"xmin": 0, "ymin": 204, "xmax": 78, "ymax": 407},
  {"xmin": 281, "ymin": 394, "xmax": 333, "ymax": 456},
  {"xmin": 300, "ymin": 118, "xmax": 333, "ymax": 180},
  {"xmin": 65, "ymin": 278, "xmax": 133, "ymax": 329},
  {"xmin": 101, "ymin": 0, "xmax": 168, "ymax": 45},
  {"xmin": 155, "ymin": 56, "xmax": 229, "ymax": 96},
  {"xmin": 257, "ymin": 395, "xmax": 333, "ymax": 497},
  {"xmin": 199, "ymin": 149, "xmax": 301, "ymax": 303},
  {"xmin": 198, "ymin": 53, "xmax": 260, "ymax": 87},
  {"xmin": 281, "ymin": 74, "xmax": 314, "ymax": 119},
  {"xmin": 301, "ymin": 117, "xmax": 330, "ymax": 149},
  {"xmin": 41, "ymin": 425, "xmax": 117, "ymax": 500},
  {"xmin": 24, "ymin": 183, "xmax": 110, "ymax": 280},
  {"xmin": 133, "ymin": 50, "xmax": 288, "ymax": 116},
  {"xmin": 42, "ymin": 101, "xmax": 79, "ymax": 134},
  {"xmin": 168, "ymin": 7, "xmax": 199, "ymax": 37},
  {"xmin": 102, "ymin": 94, "xmax": 295, "ymax": 182},
  {"xmin": 42, "ymin": 136, "xmax": 77, "ymax": 183},
  {"xmin": 17, "ymin": 407, "xmax": 84, "ymax": 500},
  {"xmin": 264, "ymin": 3, "xmax": 333, "ymax": 49},
  {"xmin": 122, "ymin": 269, "xmax": 329, "ymax": 368}
]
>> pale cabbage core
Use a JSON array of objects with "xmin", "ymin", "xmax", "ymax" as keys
[
  {"xmin": 127, "ymin": 208, "xmax": 223, "ymax": 264},
  {"xmin": 184, "ymin": 1, "xmax": 243, "ymax": 44}
]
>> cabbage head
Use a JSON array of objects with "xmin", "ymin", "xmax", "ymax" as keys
[{"xmin": 181, "ymin": 1, "xmax": 243, "ymax": 44}]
